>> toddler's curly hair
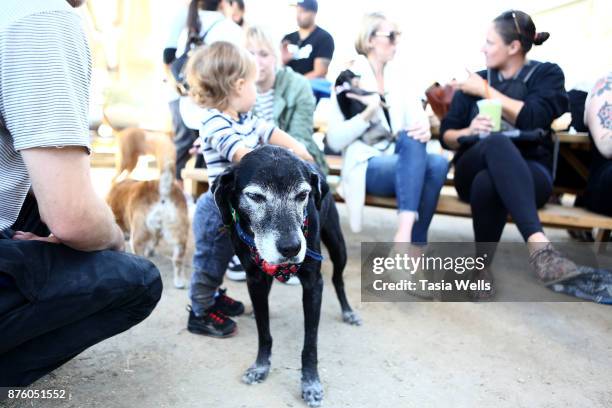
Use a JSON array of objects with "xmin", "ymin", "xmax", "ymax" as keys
[{"xmin": 186, "ymin": 41, "xmax": 256, "ymax": 110}]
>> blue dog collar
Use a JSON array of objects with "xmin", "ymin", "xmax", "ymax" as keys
[{"xmin": 229, "ymin": 205, "xmax": 323, "ymax": 282}]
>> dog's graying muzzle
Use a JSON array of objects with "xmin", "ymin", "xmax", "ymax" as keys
[{"xmin": 228, "ymin": 205, "xmax": 323, "ymax": 282}]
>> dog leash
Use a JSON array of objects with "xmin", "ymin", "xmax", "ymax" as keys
[{"xmin": 228, "ymin": 205, "xmax": 323, "ymax": 282}]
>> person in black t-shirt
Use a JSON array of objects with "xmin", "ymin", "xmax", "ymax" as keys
[{"xmin": 281, "ymin": 0, "xmax": 334, "ymax": 79}]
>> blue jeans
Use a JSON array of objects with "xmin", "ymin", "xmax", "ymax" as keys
[
  {"xmin": 190, "ymin": 192, "xmax": 235, "ymax": 315},
  {"xmin": 365, "ymin": 132, "xmax": 448, "ymax": 243}
]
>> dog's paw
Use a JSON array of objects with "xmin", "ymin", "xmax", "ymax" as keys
[
  {"xmin": 301, "ymin": 379, "xmax": 323, "ymax": 407},
  {"xmin": 242, "ymin": 364, "xmax": 270, "ymax": 384},
  {"xmin": 173, "ymin": 276, "xmax": 186, "ymax": 289},
  {"xmin": 342, "ymin": 310, "xmax": 362, "ymax": 326}
]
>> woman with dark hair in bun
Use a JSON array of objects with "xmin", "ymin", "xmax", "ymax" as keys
[{"xmin": 440, "ymin": 10, "xmax": 576, "ymax": 292}]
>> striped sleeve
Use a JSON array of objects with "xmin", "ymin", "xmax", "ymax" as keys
[
  {"xmin": 201, "ymin": 115, "xmax": 245, "ymax": 162},
  {"xmin": 0, "ymin": 11, "xmax": 91, "ymax": 152},
  {"xmin": 251, "ymin": 116, "xmax": 276, "ymax": 144}
]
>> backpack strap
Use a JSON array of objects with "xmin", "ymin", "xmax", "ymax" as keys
[
  {"xmin": 488, "ymin": 61, "xmax": 542, "ymax": 85},
  {"xmin": 517, "ymin": 60, "xmax": 542, "ymax": 83},
  {"xmin": 200, "ymin": 17, "xmax": 224, "ymax": 44},
  {"xmin": 185, "ymin": 17, "xmax": 224, "ymax": 50}
]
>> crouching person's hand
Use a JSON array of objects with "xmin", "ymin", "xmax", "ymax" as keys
[
  {"xmin": 13, "ymin": 231, "xmax": 61, "ymax": 244},
  {"xmin": 110, "ymin": 224, "xmax": 126, "ymax": 252}
]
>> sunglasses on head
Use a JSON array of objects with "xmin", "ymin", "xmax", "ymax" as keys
[
  {"xmin": 373, "ymin": 30, "xmax": 401, "ymax": 44},
  {"xmin": 510, "ymin": 11, "xmax": 522, "ymax": 36}
]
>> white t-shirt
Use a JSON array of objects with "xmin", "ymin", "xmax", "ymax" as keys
[
  {"xmin": 163, "ymin": 7, "xmax": 188, "ymax": 103},
  {"xmin": 177, "ymin": 10, "xmax": 244, "ymax": 125}
]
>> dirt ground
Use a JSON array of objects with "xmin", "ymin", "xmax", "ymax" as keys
[{"xmin": 2, "ymin": 168, "xmax": 611, "ymax": 408}]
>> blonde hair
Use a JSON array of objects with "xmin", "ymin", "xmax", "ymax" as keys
[
  {"xmin": 354, "ymin": 12, "xmax": 394, "ymax": 56},
  {"xmin": 186, "ymin": 41, "xmax": 256, "ymax": 110},
  {"xmin": 245, "ymin": 25, "xmax": 278, "ymax": 60}
]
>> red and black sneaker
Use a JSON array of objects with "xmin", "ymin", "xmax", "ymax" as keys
[
  {"xmin": 213, "ymin": 288, "xmax": 245, "ymax": 317},
  {"xmin": 187, "ymin": 305, "xmax": 237, "ymax": 338}
]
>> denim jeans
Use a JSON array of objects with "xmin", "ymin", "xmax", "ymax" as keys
[
  {"xmin": 365, "ymin": 132, "xmax": 448, "ymax": 243},
  {"xmin": 0, "ymin": 238, "xmax": 162, "ymax": 386},
  {"xmin": 190, "ymin": 192, "xmax": 235, "ymax": 315}
]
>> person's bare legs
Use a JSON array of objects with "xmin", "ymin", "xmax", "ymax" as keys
[
  {"xmin": 394, "ymin": 211, "xmax": 417, "ymax": 243},
  {"xmin": 526, "ymin": 231, "xmax": 549, "ymax": 252}
]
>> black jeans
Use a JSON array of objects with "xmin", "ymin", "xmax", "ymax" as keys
[
  {"xmin": 454, "ymin": 134, "xmax": 553, "ymax": 243},
  {"xmin": 584, "ymin": 161, "xmax": 612, "ymax": 216},
  {"xmin": 0, "ymin": 198, "xmax": 162, "ymax": 386}
]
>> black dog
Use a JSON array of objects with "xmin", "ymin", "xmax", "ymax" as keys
[{"xmin": 213, "ymin": 145, "xmax": 361, "ymax": 407}]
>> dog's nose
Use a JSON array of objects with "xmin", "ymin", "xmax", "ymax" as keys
[{"xmin": 277, "ymin": 238, "xmax": 301, "ymax": 258}]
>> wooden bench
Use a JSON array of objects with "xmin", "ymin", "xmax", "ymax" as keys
[{"xmin": 181, "ymin": 162, "xmax": 612, "ymax": 250}]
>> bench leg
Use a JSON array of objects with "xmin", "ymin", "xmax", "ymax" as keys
[{"xmin": 595, "ymin": 229, "xmax": 611, "ymax": 254}]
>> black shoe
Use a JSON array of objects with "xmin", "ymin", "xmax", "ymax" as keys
[
  {"xmin": 213, "ymin": 288, "xmax": 245, "ymax": 317},
  {"xmin": 187, "ymin": 305, "xmax": 237, "ymax": 338}
]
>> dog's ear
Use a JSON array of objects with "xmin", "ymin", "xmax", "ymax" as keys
[
  {"xmin": 307, "ymin": 165, "xmax": 326, "ymax": 211},
  {"xmin": 212, "ymin": 167, "xmax": 236, "ymax": 226}
]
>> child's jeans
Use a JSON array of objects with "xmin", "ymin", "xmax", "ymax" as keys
[{"xmin": 190, "ymin": 192, "xmax": 235, "ymax": 316}]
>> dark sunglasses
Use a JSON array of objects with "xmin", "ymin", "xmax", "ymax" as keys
[{"xmin": 373, "ymin": 30, "xmax": 401, "ymax": 44}]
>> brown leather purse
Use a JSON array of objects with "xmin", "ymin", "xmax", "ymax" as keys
[{"xmin": 425, "ymin": 82, "xmax": 457, "ymax": 120}]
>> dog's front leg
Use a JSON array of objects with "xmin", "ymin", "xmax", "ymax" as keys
[
  {"xmin": 242, "ymin": 274, "xmax": 273, "ymax": 385},
  {"xmin": 300, "ymin": 271, "xmax": 324, "ymax": 407}
]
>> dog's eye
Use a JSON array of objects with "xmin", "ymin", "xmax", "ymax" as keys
[
  {"xmin": 246, "ymin": 192, "xmax": 266, "ymax": 203},
  {"xmin": 295, "ymin": 191, "xmax": 309, "ymax": 201}
]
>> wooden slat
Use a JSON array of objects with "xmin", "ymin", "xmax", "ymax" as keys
[
  {"xmin": 557, "ymin": 131, "xmax": 590, "ymax": 144},
  {"xmin": 325, "ymin": 155, "xmax": 342, "ymax": 176},
  {"xmin": 181, "ymin": 168, "xmax": 208, "ymax": 182},
  {"xmin": 183, "ymin": 167, "xmax": 612, "ymax": 231},
  {"xmin": 328, "ymin": 177, "xmax": 612, "ymax": 230},
  {"xmin": 538, "ymin": 204, "xmax": 612, "ymax": 229}
]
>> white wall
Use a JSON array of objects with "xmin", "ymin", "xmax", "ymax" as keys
[{"xmin": 244, "ymin": 0, "xmax": 611, "ymax": 94}]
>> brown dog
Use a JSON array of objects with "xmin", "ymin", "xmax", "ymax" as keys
[
  {"xmin": 107, "ymin": 161, "xmax": 189, "ymax": 289},
  {"xmin": 113, "ymin": 127, "xmax": 177, "ymax": 183}
]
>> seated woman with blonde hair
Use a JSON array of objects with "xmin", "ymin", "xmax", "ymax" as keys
[{"xmin": 327, "ymin": 12, "xmax": 448, "ymax": 243}]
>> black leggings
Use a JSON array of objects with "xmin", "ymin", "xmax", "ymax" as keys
[
  {"xmin": 454, "ymin": 134, "xmax": 553, "ymax": 242},
  {"xmin": 584, "ymin": 161, "xmax": 612, "ymax": 216}
]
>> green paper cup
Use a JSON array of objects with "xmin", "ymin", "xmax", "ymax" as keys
[{"xmin": 477, "ymin": 99, "xmax": 502, "ymax": 132}]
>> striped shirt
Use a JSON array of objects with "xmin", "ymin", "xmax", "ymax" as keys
[
  {"xmin": 254, "ymin": 89, "xmax": 275, "ymax": 123},
  {"xmin": 199, "ymin": 109, "xmax": 276, "ymax": 184},
  {"xmin": 0, "ymin": 0, "xmax": 91, "ymax": 231}
]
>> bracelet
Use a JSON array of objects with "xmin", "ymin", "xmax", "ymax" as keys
[{"xmin": 483, "ymin": 79, "xmax": 491, "ymax": 99}]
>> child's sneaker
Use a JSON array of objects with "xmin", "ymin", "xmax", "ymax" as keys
[
  {"xmin": 213, "ymin": 288, "xmax": 245, "ymax": 316},
  {"xmin": 187, "ymin": 305, "xmax": 237, "ymax": 338},
  {"xmin": 226, "ymin": 255, "xmax": 246, "ymax": 281}
]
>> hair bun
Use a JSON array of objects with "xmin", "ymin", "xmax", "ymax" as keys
[{"xmin": 534, "ymin": 32, "xmax": 550, "ymax": 45}]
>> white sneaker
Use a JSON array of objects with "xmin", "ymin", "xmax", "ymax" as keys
[{"xmin": 226, "ymin": 255, "xmax": 246, "ymax": 281}]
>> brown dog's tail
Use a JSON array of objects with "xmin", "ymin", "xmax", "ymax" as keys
[{"xmin": 159, "ymin": 160, "xmax": 176, "ymax": 201}]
